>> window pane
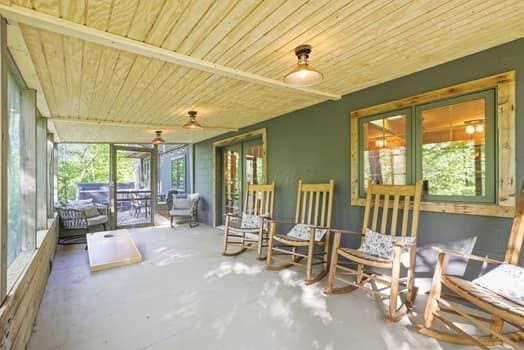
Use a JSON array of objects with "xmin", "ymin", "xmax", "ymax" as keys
[
  {"xmin": 7, "ymin": 73, "xmax": 22, "ymax": 266},
  {"xmin": 362, "ymin": 114, "xmax": 407, "ymax": 189},
  {"xmin": 171, "ymin": 157, "xmax": 186, "ymax": 192},
  {"xmin": 57, "ymin": 144, "xmax": 110, "ymax": 204},
  {"xmin": 421, "ymin": 98, "xmax": 486, "ymax": 197},
  {"xmin": 245, "ymin": 141, "xmax": 264, "ymax": 185}
]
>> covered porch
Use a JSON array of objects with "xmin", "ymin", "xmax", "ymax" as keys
[{"xmin": 0, "ymin": 1, "xmax": 522, "ymax": 350}]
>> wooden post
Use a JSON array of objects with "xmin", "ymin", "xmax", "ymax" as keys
[
  {"xmin": 21, "ymin": 88, "xmax": 36, "ymax": 250},
  {"xmin": 151, "ymin": 145, "xmax": 158, "ymax": 226},
  {"xmin": 36, "ymin": 116, "xmax": 47, "ymax": 230},
  {"xmin": 46, "ymin": 132, "xmax": 54, "ymax": 218},
  {"xmin": 0, "ymin": 15, "xmax": 7, "ymax": 303}
]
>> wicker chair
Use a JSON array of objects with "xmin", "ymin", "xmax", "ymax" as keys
[
  {"xmin": 56, "ymin": 203, "xmax": 109, "ymax": 244},
  {"xmin": 167, "ymin": 192, "xmax": 200, "ymax": 228}
]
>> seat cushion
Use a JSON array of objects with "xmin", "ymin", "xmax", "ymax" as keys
[
  {"xmin": 473, "ymin": 264, "xmax": 524, "ymax": 306},
  {"xmin": 87, "ymin": 215, "xmax": 108, "ymax": 226},
  {"xmin": 170, "ymin": 209, "xmax": 192, "ymax": 217},
  {"xmin": 358, "ymin": 228, "xmax": 414, "ymax": 260},
  {"xmin": 286, "ymin": 224, "xmax": 327, "ymax": 241},
  {"xmin": 446, "ymin": 276, "xmax": 524, "ymax": 319}
]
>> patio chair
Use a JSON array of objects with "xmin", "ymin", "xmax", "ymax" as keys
[
  {"xmin": 222, "ymin": 182, "xmax": 276, "ymax": 260},
  {"xmin": 56, "ymin": 201, "xmax": 109, "ymax": 244},
  {"xmin": 167, "ymin": 193, "xmax": 200, "ymax": 228},
  {"xmin": 417, "ymin": 183, "xmax": 524, "ymax": 348},
  {"xmin": 325, "ymin": 181, "xmax": 422, "ymax": 322},
  {"xmin": 266, "ymin": 180, "xmax": 335, "ymax": 284}
]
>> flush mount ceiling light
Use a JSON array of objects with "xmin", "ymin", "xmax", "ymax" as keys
[
  {"xmin": 183, "ymin": 111, "xmax": 203, "ymax": 130},
  {"xmin": 284, "ymin": 44, "xmax": 323, "ymax": 87},
  {"xmin": 152, "ymin": 130, "xmax": 165, "ymax": 144}
]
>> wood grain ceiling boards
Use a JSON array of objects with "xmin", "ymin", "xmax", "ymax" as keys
[{"xmin": 1, "ymin": 0, "xmax": 523, "ymax": 144}]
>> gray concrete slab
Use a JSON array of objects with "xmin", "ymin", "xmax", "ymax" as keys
[{"xmin": 29, "ymin": 225, "xmax": 482, "ymax": 350}]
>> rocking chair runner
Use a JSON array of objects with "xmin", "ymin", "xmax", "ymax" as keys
[
  {"xmin": 266, "ymin": 179, "xmax": 335, "ymax": 284},
  {"xmin": 417, "ymin": 183, "xmax": 524, "ymax": 349},
  {"xmin": 222, "ymin": 182, "xmax": 276, "ymax": 259},
  {"xmin": 325, "ymin": 181, "xmax": 422, "ymax": 322}
]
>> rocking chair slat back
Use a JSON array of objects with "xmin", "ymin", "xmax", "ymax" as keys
[
  {"xmin": 295, "ymin": 180, "xmax": 335, "ymax": 228},
  {"xmin": 504, "ymin": 183, "xmax": 524, "ymax": 265},
  {"xmin": 362, "ymin": 181, "xmax": 423, "ymax": 238},
  {"xmin": 244, "ymin": 182, "xmax": 276, "ymax": 217}
]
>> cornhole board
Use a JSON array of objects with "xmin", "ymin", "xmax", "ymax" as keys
[{"xmin": 86, "ymin": 229, "xmax": 142, "ymax": 272}]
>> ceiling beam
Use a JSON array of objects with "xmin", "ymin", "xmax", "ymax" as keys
[
  {"xmin": 0, "ymin": 5, "xmax": 341, "ymax": 101},
  {"xmin": 49, "ymin": 116, "xmax": 239, "ymax": 132}
]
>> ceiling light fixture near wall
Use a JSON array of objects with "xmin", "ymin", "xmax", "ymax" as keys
[
  {"xmin": 284, "ymin": 44, "xmax": 323, "ymax": 87},
  {"xmin": 152, "ymin": 130, "xmax": 166, "ymax": 144},
  {"xmin": 183, "ymin": 111, "xmax": 203, "ymax": 130}
]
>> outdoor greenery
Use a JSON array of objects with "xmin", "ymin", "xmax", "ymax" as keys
[
  {"xmin": 422, "ymin": 141, "xmax": 484, "ymax": 196},
  {"xmin": 364, "ymin": 141, "xmax": 484, "ymax": 197},
  {"xmin": 57, "ymin": 144, "xmax": 135, "ymax": 201}
]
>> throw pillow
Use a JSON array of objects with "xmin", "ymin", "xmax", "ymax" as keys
[
  {"xmin": 358, "ymin": 228, "xmax": 415, "ymax": 260},
  {"xmin": 287, "ymin": 224, "xmax": 327, "ymax": 241}
]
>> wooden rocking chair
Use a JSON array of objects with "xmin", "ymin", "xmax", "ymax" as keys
[
  {"xmin": 266, "ymin": 180, "xmax": 335, "ymax": 284},
  {"xmin": 325, "ymin": 181, "xmax": 422, "ymax": 322},
  {"xmin": 417, "ymin": 183, "xmax": 524, "ymax": 349},
  {"xmin": 223, "ymin": 182, "xmax": 275, "ymax": 260}
]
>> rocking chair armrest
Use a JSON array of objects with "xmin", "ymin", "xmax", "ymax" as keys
[
  {"xmin": 330, "ymin": 228, "xmax": 363, "ymax": 236},
  {"xmin": 393, "ymin": 240, "xmax": 417, "ymax": 248},
  {"xmin": 224, "ymin": 213, "xmax": 240, "ymax": 218},
  {"xmin": 432, "ymin": 247, "xmax": 504, "ymax": 265},
  {"xmin": 268, "ymin": 219, "xmax": 296, "ymax": 225}
]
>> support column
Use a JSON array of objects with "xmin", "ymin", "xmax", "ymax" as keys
[
  {"xmin": 0, "ymin": 16, "xmax": 8, "ymax": 302},
  {"xmin": 46, "ymin": 132, "xmax": 54, "ymax": 218},
  {"xmin": 36, "ymin": 115, "xmax": 47, "ymax": 230},
  {"xmin": 21, "ymin": 88, "xmax": 36, "ymax": 251}
]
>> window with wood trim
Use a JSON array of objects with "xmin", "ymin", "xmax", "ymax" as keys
[{"xmin": 351, "ymin": 72, "xmax": 516, "ymax": 217}]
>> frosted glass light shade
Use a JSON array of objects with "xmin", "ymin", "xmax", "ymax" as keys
[
  {"xmin": 183, "ymin": 120, "xmax": 203, "ymax": 129},
  {"xmin": 152, "ymin": 131, "xmax": 165, "ymax": 144},
  {"xmin": 284, "ymin": 63, "xmax": 323, "ymax": 87}
]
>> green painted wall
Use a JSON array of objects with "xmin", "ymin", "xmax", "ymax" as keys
[{"xmin": 195, "ymin": 38, "xmax": 524, "ymax": 263}]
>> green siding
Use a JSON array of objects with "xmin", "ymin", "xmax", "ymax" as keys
[{"xmin": 195, "ymin": 38, "xmax": 524, "ymax": 263}]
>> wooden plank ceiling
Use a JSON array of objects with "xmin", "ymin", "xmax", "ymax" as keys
[{"xmin": 2, "ymin": 0, "xmax": 524, "ymax": 143}]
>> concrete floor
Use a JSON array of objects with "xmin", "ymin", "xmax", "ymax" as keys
[{"xmin": 29, "ymin": 224, "xmax": 484, "ymax": 350}]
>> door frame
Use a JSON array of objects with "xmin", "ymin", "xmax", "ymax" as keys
[
  {"xmin": 212, "ymin": 128, "xmax": 267, "ymax": 227},
  {"xmin": 110, "ymin": 144, "xmax": 158, "ymax": 229}
]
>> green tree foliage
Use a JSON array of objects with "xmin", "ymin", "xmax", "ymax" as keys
[
  {"xmin": 57, "ymin": 144, "xmax": 135, "ymax": 200},
  {"xmin": 422, "ymin": 141, "xmax": 484, "ymax": 196}
]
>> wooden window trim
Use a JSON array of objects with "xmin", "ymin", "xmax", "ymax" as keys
[{"xmin": 350, "ymin": 71, "xmax": 516, "ymax": 217}]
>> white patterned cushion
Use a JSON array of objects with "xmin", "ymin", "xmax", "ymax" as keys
[
  {"xmin": 473, "ymin": 264, "xmax": 524, "ymax": 306},
  {"xmin": 240, "ymin": 213, "xmax": 269, "ymax": 230},
  {"xmin": 286, "ymin": 224, "xmax": 327, "ymax": 241},
  {"xmin": 358, "ymin": 228, "xmax": 415, "ymax": 260}
]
